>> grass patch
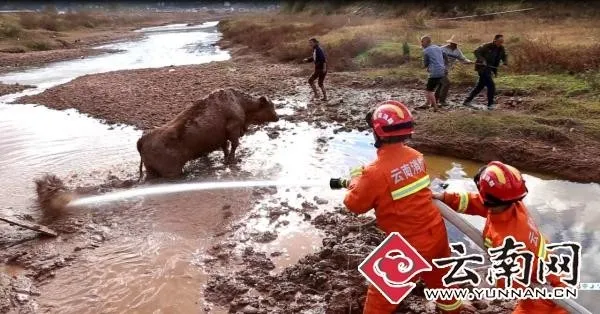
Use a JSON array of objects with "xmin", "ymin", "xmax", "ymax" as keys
[
  {"xmin": 423, "ymin": 111, "xmax": 572, "ymax": 143},
  {"xmin": 496, "ymin": 74, "xmax": 591, "ymax": 95},
  {"xmin": 527, "ymin": 97, "xmax": 600, "ymax": 120},
  {"xmin": 356, "ymin": 41, "xmax": 422, "ymax": 67},
  {"xmin": 365, "ymin": 63, "xmax": 426, "ymax": 85},
  {"xmin": 24, "ymin": 40, "xmax": 52, "ymax": 51}
]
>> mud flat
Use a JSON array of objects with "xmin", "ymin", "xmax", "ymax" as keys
[
  {"xmin": 16, "ymin": 55, "xmax": 600, "ymax": 182},
  {"xmin": 16, "ymin": 56, "xmax": 300, "ymax": 129}
]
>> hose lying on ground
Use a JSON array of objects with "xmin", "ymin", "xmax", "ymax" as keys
[{"xmin": 433, "ymin": 200, "xmax": 592, "ymax": 314}]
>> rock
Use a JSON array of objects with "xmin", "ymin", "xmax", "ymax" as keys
[
  {"xmin": 253, "ymin": 231, "xmax": 277, "ymax": 243},
  {"xmin": 16, "ymin": 293, "xmax": 29, "ymax": 304},
  {"xmin": 472, "ymin": 300, "xmax": 489, "ymax": 310},
  {"xmin": 313, "ymin": 196, "xmax": 329, "ymax": 205},
  {"xmin": 91, "ymin": 234, "xmax": 104, "ymax": 242},
  {"xmin": 301, "ymin": 201, "xmax": 317, "ymax": 210},
  {"xmin": 241, "ymin": 305, "xmax": 259, "ymax": 314}
]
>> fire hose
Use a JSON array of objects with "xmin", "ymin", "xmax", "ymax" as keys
[{"xmin": 329, "ymin": 178, "xmax": 592, "ymax": 314}]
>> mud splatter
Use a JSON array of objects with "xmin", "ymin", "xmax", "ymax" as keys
[{"xmin": 34, "ymin": 174, "xmax": 76, "ymax": 217}]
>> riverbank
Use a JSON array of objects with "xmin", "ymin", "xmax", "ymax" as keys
[{"xmin": 16, "ymin": 53, "xmax": 600, "ymax": 182}]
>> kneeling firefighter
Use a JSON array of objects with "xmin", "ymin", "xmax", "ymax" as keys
[
  {"xmin": 435, "ymin": 162, "xmax": 569, "ymax": 314},
  {"xmin": 331, "ymin": 100, "xmax": 464, "ymax": 314}
]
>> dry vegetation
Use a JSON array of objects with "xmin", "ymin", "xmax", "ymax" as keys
[{"xmin": 219, "ymin": 1, "xmax": 600, "ymax": 168}]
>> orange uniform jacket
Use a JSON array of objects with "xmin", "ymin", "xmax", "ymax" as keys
[
  {"xmin": 344, "ymin": 144, "xmax": 462, "ymax": 314},
  {"xmin": 344, "ymin": 144, "xmax": 443, "ymax": 236},
  {"xmin": 443, "ymin": 192, "xmax": 568, "ymax": 314}
]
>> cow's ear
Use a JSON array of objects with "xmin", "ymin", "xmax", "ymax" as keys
[{"xmin": 259, "ymin": 96, "xmax": 270, "ymax": 106}]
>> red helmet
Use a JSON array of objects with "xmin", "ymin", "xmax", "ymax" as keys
[
  {"xmin": 369, "ymin": 100, "xmax": 414, "ymax": 138},
  {"xmin": 474, "ymin": 161, "xmax": 528, "ymax": 206}
]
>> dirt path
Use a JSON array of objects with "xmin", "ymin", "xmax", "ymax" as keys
[{"xmin": 15, "ymin": 55, "xmax": 600, "ymax": 182}]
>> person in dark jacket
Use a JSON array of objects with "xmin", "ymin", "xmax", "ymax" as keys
[
  {"xmin": 463, "ymin": 34, "xmax": 508, "ymax": 110},
  {"xmin": 303, "ymin": 38, "xmax": 328, "ymax": 101}
]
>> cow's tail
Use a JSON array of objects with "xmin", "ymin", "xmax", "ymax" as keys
[{"xmin": 136, "ymin": 137, "xmax": 144, "ymax": 182}]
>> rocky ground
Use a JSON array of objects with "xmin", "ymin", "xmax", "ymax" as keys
[
  {"xmin": 15, "ymin": 54, "xmax": 600, "ymax": 182},
  {"xmin": 200, "ymin": 198, "xmax": 514, "ymax": 314}
]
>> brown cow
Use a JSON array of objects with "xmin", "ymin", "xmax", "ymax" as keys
[{"xmin": 137, "ymin": 88, "xmax": 279, "ymax": 179}]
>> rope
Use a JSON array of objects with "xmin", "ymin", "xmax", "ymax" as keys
[{"xmin": 437, "ymin": 8, "xmax": 535, "ymax": 21}]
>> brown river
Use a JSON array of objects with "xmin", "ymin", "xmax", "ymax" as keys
[{"xmin": 0, "ymin": 22, "xmax": 598, "ymax": 313}]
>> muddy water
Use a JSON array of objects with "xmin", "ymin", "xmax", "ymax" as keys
[
  {"xmin": 0, "ymin": 23, "xmax": 599, "ymax": 313},
  {"xmin": 39, "ymin": 234, "xmax": 213, "ymax": 313}
]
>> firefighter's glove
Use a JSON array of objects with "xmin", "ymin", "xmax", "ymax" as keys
[{"xmin": 349, "ymin": 166, "xmax": 364, "ymax": 179}]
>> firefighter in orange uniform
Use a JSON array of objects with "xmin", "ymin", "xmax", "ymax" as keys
[
  {"xmin": 435, "ymin": 161, "xmax": 568, "ymax": 314},
  {"xmin": 338, "ymin": 100, "xmax": 464, "ymax": 314}
]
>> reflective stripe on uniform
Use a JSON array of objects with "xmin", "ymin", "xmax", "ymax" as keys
[
  {"xmin": 436, "ymin": 299, "xmax": 463, "ymax": 312},
  {"xmin": 350, "ymin": 167, "xmax": 363, "ymax": 178},
  {"xmin": 537, "ymin": 234, "xmax": 547, "ymax": 260},
  {"xmin": 484, "ymin": 237, "xmax": 493, "ymax": 248},
  {"xmin": 391, "ymin": 175, "xmax": 431, "ymax": 200},
  {"xmin": 458, "ymin": 192, "xmax": 469, "ymax": 213}
]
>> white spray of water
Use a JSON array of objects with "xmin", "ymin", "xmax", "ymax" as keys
[{"xmin": 67, "ymin": 180, "xmax": 325, "ymax": 208}]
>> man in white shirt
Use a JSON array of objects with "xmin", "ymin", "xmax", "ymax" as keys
[{"xmin": 436, "ymin": 36, "xmax": 473, "ymax": 106}]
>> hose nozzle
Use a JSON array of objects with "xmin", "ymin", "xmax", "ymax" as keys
[{"xmin": 330, "ymin": 178, "xmax": 348, "ymax": 190}]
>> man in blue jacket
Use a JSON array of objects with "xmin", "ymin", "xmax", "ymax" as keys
[
  {"xmin": 463, "ymin": 34, "xmax": 508, "ymax": 110},
  {"xmin": 421, "ymin": 35, "xmax": 446, "ymax": 112},
  {"xmin": 304, "ymin": 38, "xmax": 328, "ymax": 101}
]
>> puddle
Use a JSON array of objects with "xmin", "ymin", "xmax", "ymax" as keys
[{"xmin": 0, "ymin": 20, "xmax": 598, "ymax": 313}]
